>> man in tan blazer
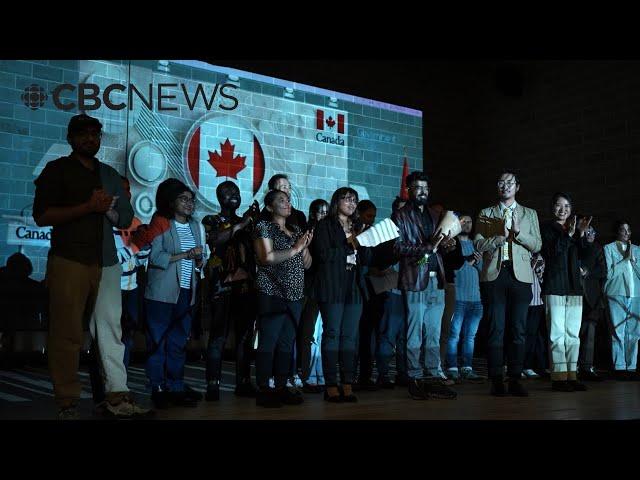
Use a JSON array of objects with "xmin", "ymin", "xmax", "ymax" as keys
[{"xmin": 474, "ymin": 170, "xmax": 541, "ymax": 397}]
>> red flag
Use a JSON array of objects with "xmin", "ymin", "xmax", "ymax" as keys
[{"xmin": 399, "ymin": 157, "xmax": 410, "ymax": 201}]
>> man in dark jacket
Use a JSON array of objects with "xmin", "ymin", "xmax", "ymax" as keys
[
  {"xmin": 578, "ymin": 224, "xmax": 607, "ymax": 381},
  {"xmin": 392, "ymin": 171, "xmax": 464, "ymax": 400}
]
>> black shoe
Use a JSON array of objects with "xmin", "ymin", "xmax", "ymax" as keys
[
  {"xmin": 256, "ymin": 389, "xmax": 282, "ymax": 408},
  {"xmin": 613, "ymin": 370, "xmax": 632, "ymax": 381},
  {"xmin": 395, "ymin": 375, "xmax": 409, "ymax": 387},
  {"xmin": 151, "ymin": 389, "xmax": 171, "ymax": 409},
  {"xmin": 507, "ymin": 380, "xmax": 529, "ymax": 397},
  {"xmin": 408, "ymin": 379, "xmax": 428, "ymax": 400},
  {"xmin": 183, "ymin": 384, "xmax": 203, "ymax": 402},
  {"xmin": 490, "ymin": 378, "xmax": 508, "ymax": 397},
  {"xmin": 568, "ymin": 380, "xmax": 588, "ymax": 391},
  {"xmin": 170, "ymin": 391, "xmax": 199, "ymax": 407},
  {"xmin": 355, "ymin": 379, "xmax": 378, "ymax": 391},
  {"xmin": 235, "ymin": 382, "xmax": 258, "ymax": 398},
  {"xmin": 278, "ymin": 387, "xmax": 304, "ymax": 405},
  {"xmin": 302, "ymin": 383, "xmax": 324, "ymax": 394},
  {"xmin": 579, "ymin": 369, "xmax": 604, "ymax": 382},
  {"xmin": 376, "ymin": 377, "xmax": 395, "ymax": 389},
  {"xmin": 324, "ymin": 390, "xmax": 343, "ymax": 403},
  {"xmin": 552, "ymin": 380, "xmax": 575, "ymax": 392},
  {"xmin": 628, "ymin": 371, "xmax": 640, "ymax": 381},
  {"xmin": 420, "ymin": 379, "xmax": 457, "ymax": 400},
  {"xmin": 205, "ymin": 383, "xmax": 220, "ymax": 402}
]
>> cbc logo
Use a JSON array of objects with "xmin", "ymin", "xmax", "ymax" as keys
[{"xmin": 21, "ymin": 84, "xmax": 48, "ymax": 110}]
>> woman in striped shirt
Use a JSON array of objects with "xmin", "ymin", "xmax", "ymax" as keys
[{"xmin": 144, "ymin": 179, "xmax": 209, "ymax": 409}]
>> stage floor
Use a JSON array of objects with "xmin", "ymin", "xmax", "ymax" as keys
[{"xmin": 1, "ymin": 360, "xmax": 639, "ymax": 420}]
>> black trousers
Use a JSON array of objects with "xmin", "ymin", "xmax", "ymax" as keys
[
  {"xmin": 482, "ymin": 266, "xmax": 532, "ymax": 379},
  {"xmin": 255, "ymin": 294, "xmax": 303, "ymax": 389},
  {"xmin": 297, "ymin": 297, "xmax": 319, "ymax": 382},
  {"xmin": 205, "ymin": 287, "xmax": 257, "ymax": 384},
  {"xmin": 579, "ymin": 304, "xmax": 603, "ymax": 370},
  {"xmin": 319, "ymin": 301, "xmax": 362, "ymax": 386},
  {"xmin": 523, "ymin": 304, "xmax": 548, "ymax": 371},
  {"xmin": 357, "ymin": 287, "xmax": 385, "ymax": 382}
]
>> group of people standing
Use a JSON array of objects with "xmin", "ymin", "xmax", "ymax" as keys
[{"xmin": 32, "ymin": 114, "xmax": 640, "ymax": 419}]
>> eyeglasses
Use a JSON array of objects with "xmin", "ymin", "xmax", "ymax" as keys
[
  {"xmin": 177, "ymin": 196, "xmax": 195, "ymax": 205},
  {"xmin": 410, "ymin": 185, "xmax": 429, "ymax": 193},
  {"xmin": 497, "ymin": 181, "xmax": 517, "ymax": 188},
  {"xmin": 341, "ymin": 197, "xmax": 358, "ymax": 204}
]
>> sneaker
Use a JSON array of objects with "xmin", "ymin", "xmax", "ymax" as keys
[
  {"xmin": 290, "ymin": 375, "xmax": 304, "ymax": 388},
  {"xmin": 122, "ymin": 394, "xmax": 153, "ymax": 418},
  {"xmin": 408, "ymin": 379, "xmax": 428, "ymax": 400},
  {"xmin": 420, "ymin": 379, "xmax": 457, "ymax": 400},
  {"xmin": 446, "ymin": 368, "xmax": 460, "ymax": 382},
  {"xmin": 522, "ymin": 369, "xmax": 539, "ymax": 378},
  {"xmin": 507, "ymin": 380, "xmax": 529, "ymax": 397},
  {"xmin": 104, "ymin": 399, "xmax": 135, "ymax": 418},
  {"xmin": 434, "ymin": 372, "xmax": 455, "ymax": 386},
  {"xmin": 57, "ymin": 405, "xmax": 79, "ymax": 420},
  {"xmin": 579, "ymin": 368, "xmax": 603, "ymax": 382},
  {"xmin": 460, "ymin": 368, "xmax": 485, "ymax": 383},
  {"xmin": 235, "ymin": 382, "xmax": 258, "ymax": 398}
]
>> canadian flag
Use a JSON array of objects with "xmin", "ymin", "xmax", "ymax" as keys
[
  {"xmin": 399, "ymin": 156, "xmax": 410, "ymax": 201},
  {"xmin": 316, "ymin": 109, "xmax": 345, "ymax": 134}
]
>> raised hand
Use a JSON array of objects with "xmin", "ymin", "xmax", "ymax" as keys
[{"xmin": 577, "ymin": 216, "xmax": 593, "ymax": 237}]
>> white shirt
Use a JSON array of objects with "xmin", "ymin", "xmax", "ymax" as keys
[
  {"xmin": 498, "ymin": 201, "xmax": 518, "ymax": 261},
  {"xmin": 618, "ymin": 241, "xmax": 635, "ymax": 295}
]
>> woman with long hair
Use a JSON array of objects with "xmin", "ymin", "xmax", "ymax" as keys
[
  {"xmin": 540, "ymin": 192, "xmax": 592, "ymax": 392},
  {"xmin": 312, "ymin": 187, "xmax": 372, "ymax": 402}
]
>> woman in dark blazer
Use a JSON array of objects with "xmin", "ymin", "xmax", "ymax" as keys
[{"xmin": 312, "ymin": 187, "xmax": 372, "ymax": 402}]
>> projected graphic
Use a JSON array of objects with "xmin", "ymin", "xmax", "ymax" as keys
[{"xmin": 0, "ymin": 60, "xmax": 423, "ymax": 279}]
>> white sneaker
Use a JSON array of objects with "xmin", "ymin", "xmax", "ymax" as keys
[{"xmin": 523, "ymin": 369, "xmax": 539, "ymax": 378}]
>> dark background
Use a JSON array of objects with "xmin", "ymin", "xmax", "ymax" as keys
[{"xmin": 210, "ymin": 60, "xmax": 640, "ymax": 244}]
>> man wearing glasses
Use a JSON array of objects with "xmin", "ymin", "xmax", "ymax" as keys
[
  {"xmin": 474, "ymin": 170, "xmax": 541, "ymax": 396},
  {"xmin": 392, "ymin": 171, "xmax": 464, "ymax": 400}
]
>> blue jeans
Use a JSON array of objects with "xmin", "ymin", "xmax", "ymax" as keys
[
  {"xmin": 403, "ymin": 281, "xmax": 445, "ymax": 379},
  {"xmin": 376, "ymin": 292, "xmax": 405, "ymax": 379},
  {"xmin": 446, "ymin": 301, "xmax": 483, "ymax": 369},
  {"xmin": 145, "ymin": 289, "xmax": 192, "ymax": 391},
  {"xmin": 319, "ymin": 301, "xmax": 362, "ymax": 386},
  {"xmin": 608, "ymin": 295, "xmax": 640, "ymax": 371}
]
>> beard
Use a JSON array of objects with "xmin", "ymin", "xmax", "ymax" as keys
[{"xmin": 413, "ymin": 195, "xmax": 428, "ymax": 206}]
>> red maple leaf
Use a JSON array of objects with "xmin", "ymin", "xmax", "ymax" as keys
[
  {"xmin": 326, "ymin": 116, "xmax": 336, "ymax": 129},
  {"xmin": 208, "ymin": 138, "xmax": 246, "ymax": 179}
]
